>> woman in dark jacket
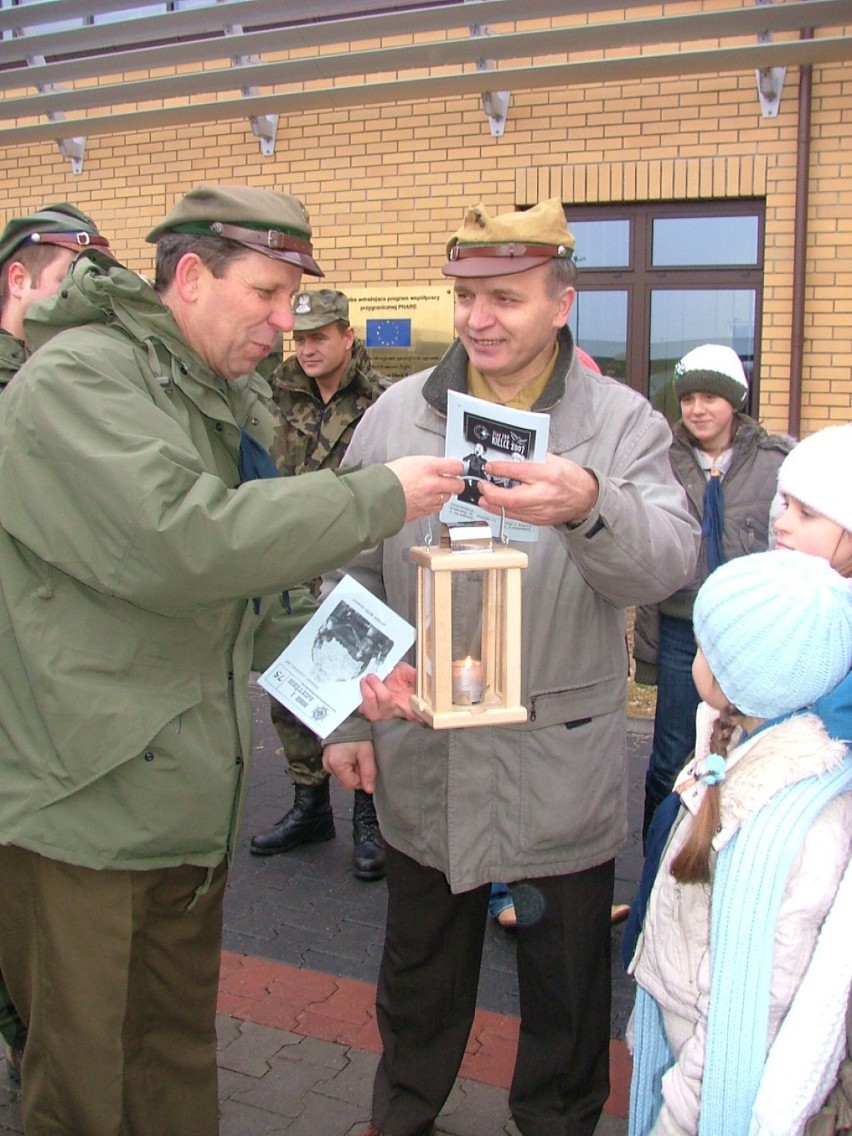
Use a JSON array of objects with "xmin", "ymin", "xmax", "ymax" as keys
[{"xmin": 633, "ymin": 344, "xmax": 793, "ymax": 843}]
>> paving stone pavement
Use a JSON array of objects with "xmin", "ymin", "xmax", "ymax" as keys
[
  {"xmin": 0, "ymin": 682, "xmax": 650, "ymax": 1134},
  {"xmin": 223, "ymin": 686, "xmax": 646, "ymax": 1038}
]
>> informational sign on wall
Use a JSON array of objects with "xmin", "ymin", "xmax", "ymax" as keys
[{"xmin": 346, "ymin": 286, "xmax": 455, "ymax": 379}]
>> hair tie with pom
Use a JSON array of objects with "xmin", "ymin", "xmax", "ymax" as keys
[{"xmin": 700, "ymin": 753, "xmax": 726, "ymax": 786}]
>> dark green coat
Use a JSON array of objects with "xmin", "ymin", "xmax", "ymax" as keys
[
  {"xmin": 633, "ymin": 414, "xmax": 793, "ymax": 682},
  {"xmin": 0, "ymin": 328, "xmax": 26, "ymax": 390}
]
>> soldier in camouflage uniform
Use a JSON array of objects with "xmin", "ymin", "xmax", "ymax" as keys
[
  {"xmin": 0, "ymin": 203, "xmax": 112, "ymax": 1084},
  {"xmin": 0, "ymin": 203, "xmax": 113, "ymax": 391},
  {"xmin": 250, "ymin": 289, "xmax": 393, "ymax": 880}
]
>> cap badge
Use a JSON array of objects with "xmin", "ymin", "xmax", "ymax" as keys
[
  {"xmin": 295, "ymin": 294, "xmax": 312, "ymax": 314},
  {"xmin": 31, "ymin": 230, "xmax": 93, "ymax": 248}
]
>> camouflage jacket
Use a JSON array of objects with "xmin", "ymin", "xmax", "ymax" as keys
[
  {"xmin": 266, "ymin": 339, "xmax": 391, "ymax": 764},
  {"xmin": 269, "ymin": 339, "xmax": 392, "ymax": 476},
  {"xmin": 0, "ymin": 329, "xmax": 27, "ymax": 391}
]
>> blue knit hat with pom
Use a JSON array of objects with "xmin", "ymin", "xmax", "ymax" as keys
[{"xmin": 693, "ymin": 549, "xmax": 852, "ymax": 719}]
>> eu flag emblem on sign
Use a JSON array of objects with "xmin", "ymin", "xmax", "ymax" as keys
[{"xmin": 366, "ymin": 318, "xmax": 412, "ymax": 348}]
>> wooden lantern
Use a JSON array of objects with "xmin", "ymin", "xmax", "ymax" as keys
[{"xmin": 409, "ymin": 526, "xmax": 528, "ymax": 729}]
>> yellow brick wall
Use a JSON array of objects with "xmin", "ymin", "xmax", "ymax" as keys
[{"xmin": 1, "ymin": 10, "xmax": 850, "ymax": 438}]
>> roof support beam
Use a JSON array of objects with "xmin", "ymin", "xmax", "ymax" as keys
[
  {"xmin": 467, "ymin": 1, "xmax": 511, "ymax": 138},
  {"xmin": 25, "ymin": 53, "xmax": 86, "ymax": 172},
  {"xmin": 0, "ymin": 34, "xmax": 848, "ymax": 149},
  {"xmin": 2, "ymin": 0, "xmax": 839, "ymax": 70},
  {"xmin": 222, "ymin": 15, "xmax": 278, "ymax": 157},
  {"xmin": 0, "ymin": 0, "xmax": 559, "ymax": 63},
  {"xmin": 0, "ymin": 0, "xmax": 445, "ymax": 37},
  {"xmin": 0, "ymin": 1, "xmax": 846, "ymax": 116},
  {"xmin": 755, "ymin": 0, "xmax": 786, "ymax": 117}
]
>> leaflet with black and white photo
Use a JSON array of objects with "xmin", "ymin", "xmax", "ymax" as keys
[
  {"xmin": 440, "ymin": 390, "xmax": 550, "ymax": 542},
  {"xmin": 257, "ymin": 575, "xmax": 415, "ymax": 740}
]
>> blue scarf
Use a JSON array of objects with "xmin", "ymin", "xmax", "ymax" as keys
[
  {"xmin": 701, "ymin": 469, "xmax": 725, "ymax": 573},
  {"xmin": 237, "ymin": 428, "xmax": 284, "ymax": 614},
  {"xmin": 699, "ymin": 754, "xmax": 852, "ymax": 1136},
  {"xmin": 238, "ymin": 428, "xmax": 280, "ymax": 482}
]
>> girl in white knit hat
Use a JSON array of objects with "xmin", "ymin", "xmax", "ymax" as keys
[
  {"xmin": 773, "ymin": 422, "xmax": 852, "ymax": 577},
  {"xmin": 626, "ymin": 549, "xmax": 852, "ymax": 1136},
  {"xmin": 770, "ymin": 422, "xmax": 852, "ymax": 1136},
  {"xmin": 712, "ymin": 423, "xmax": 852, "ymax": 754},
  {"xmin": 633, "ymin": 344, "xmax": 793, "ymax": 847}
]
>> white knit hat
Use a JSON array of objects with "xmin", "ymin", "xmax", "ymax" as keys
[
  {"xmin": 673, "ymin": 344, "xmax": 749, "ymax": 410},
  {"xmin": 776, "ymin": 423, "xmax": 852, "ymax": 533},
  {"xmin": 693, "ymin": 549, "xmax": 852, "ymax": 719}
]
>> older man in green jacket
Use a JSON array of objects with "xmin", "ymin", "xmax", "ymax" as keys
[{"xmin": 0, "ymin": 184, "xmax": 462, "ymax": 1136}]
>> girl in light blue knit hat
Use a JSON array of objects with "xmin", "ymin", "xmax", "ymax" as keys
[{"xmin": 627, "ymin": 549, "xmax": 852, "ymax": 1136}]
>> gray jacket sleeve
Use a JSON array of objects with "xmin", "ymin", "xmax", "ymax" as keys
[{"xmin": 555, "ymin": 405, "xmax": 699, "ymax": 609}]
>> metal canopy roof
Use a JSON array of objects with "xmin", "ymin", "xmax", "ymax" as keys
[{"xmin": 0, "ymin": 0, "xmax": 850, "ymax": 152}]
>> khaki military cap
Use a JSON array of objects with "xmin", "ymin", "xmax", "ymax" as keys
[
  {"xmin": 0, "ymin": 202, "xmax": 112, "ymax": 267},
  {"xmin": 443, "ymin": 198, "xmax": 575, "ymax": 278},
  {"xmin": 292, "ymin": 289, "xmax": 349, "ymax": 330},
  {"xmin": 146, "ymin": 184, "xmax": 324, "ymax": 277}
]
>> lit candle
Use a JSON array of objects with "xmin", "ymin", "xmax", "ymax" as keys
[{"xmin": 452, "ymin": 655, "xmax": 484, "ymax": 705}]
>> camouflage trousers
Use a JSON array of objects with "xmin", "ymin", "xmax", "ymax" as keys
[{"xmin": 269, "ymin": 697, "xmax": 326, "ymax": 785}]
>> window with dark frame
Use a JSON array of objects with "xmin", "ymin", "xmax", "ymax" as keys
[{"xmin": 563, "ymin": 200, "xmax": 765, "ymax": 421}]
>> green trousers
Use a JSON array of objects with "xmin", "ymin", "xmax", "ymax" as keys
[{"xmin": 0, "ymin": 846, "xmax": 226, "ymax": 1136}]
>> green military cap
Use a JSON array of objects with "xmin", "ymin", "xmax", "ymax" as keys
[
  {"xmin": 292, "ymin": 289, "xmax": 349, "ymax": 330},
  {"xmin": 146, "ymin": 184, "xmax": 324, "ymax": 277},
  {"xmin": 0, "ymin": 202, "xmax": 112, "ymax": 268},
  {"xmin": 443, "ymin": 197, "xmax": 575, "ymax": 278}
]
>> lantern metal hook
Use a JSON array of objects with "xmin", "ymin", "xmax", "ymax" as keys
[{"xmin": 498, "ymin": 507, "xmax": 509, "ymax": 545}]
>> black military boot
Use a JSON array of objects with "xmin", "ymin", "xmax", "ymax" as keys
[
  {"xmin": 250, "ymin": 780, "xmax": 335, "ymax": 855},
  {"xmin": 352, "ymin": 788, "xmax": 385, "ymax": 881}
]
